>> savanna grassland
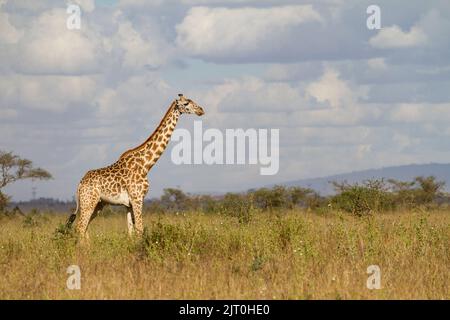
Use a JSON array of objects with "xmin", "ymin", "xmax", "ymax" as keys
[{"xmin": 0, "ymin": 209, "xmax": 448, "ymax": 300}]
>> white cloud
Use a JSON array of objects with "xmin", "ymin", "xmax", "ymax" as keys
[
  {"xmin": 356, "ymin": 144, "xmax": 372, "ymax": 160},
  {"xmin": 5, "ymin": 7, "xmax": 173, "ymax": 75},
  {"xmin": 205, "ymin": 76, "xmax": 306, "ymax": 114},
  {"xmin": 0, "ymin": 74, "xmax": 98, "ymax": 111},
  {"xmin": 306, "ymin": 68, "xmax": 361, "ymax": 108},
  {"xmin": 392, "ymin": 133, "xmax": 419, "ymax": 150},
  {"xmin": 389, "ymin": 103, "xmax": 450, "ymax": 124},
  {"xmin": 118, "ymin": 0, "xmax": 165, "ymax": 6},
  {"xmin": 369, "ymin": 25, "xmax": 427, "ymax": 49},
  {"xmin": 367, "ymin": 58, "xmax": 387, "ymax": 70},
  {"xmin": 0, "ymin": 108, "xmax": 17, "ymax": 119},
  {"xmin": 196, "ymin": 68, "xmax": 380, "ymax": 129},
  {"xmin": 0, "ymin": 5, "xmax": 23, "ymax": 44},
  {"xmin": 113, "ymin": 19, "xmax": 170, "ymax": 70},
  {"xmin": 263, "ymin": 62, "xmax": 324, "ymax": 82},
  {"xmin": 95, "ymin": 74, "xmax": 171, "ymax": 118},
  {"xmin": 176, "ymin": 5, "xmax": 322, "ymax": 58},
  {"xmin": 0, "ymin": 0, "xmax": 52, "ymax": 12},
  {"xmin": 181, "ymin": 0, "xmax": 261, "ymax": 4},
  {"xmin": 13, "ymin": 9, "xmax": 105, "ymax": 74},
  {"xmin": 284, "ymin": 126, "xmax": 372, "ymax": 147},
  {"xmin": 76, "ymin": 0, "xmax": 96, "ymax": 13}
]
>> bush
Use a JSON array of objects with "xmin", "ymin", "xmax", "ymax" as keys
[
  {"xmin": 251, "ymin": 186, "xmax": 289, "ymax": 210},
  {"xmin": 329, "ymin": 176, "xmax": 445, "ymax": 215},
  {"xmin": 198, "ymin": 195, "xmax": 221, "ymax": 214},
  {"xmin": 160, "ymin": 188, "xmax": 190, "ymax": 212},
  {"xmin": 220, "ymin": 193, "xmax": 254, "ymax": 224},
  {"xmin": 250, "ymin": 185, "xmax": 320, "ymax": 211},
  {"xmin": 413, "ymin": 176, "xmax": 445, "ymax": 206},
  {"xmin": 331, "ymin": 179, "xmax": 394, "ymax": 216},
  {"xmin": 387, "ymin": 179, "xmax": 417, "ymax": 208},
  {"xmin": 388, "ymin": 176, "xmax": 445, "ymax": 209},
  {"xmin": 0, "ymin": 191, "xmax": 9, "ymax": 214}
]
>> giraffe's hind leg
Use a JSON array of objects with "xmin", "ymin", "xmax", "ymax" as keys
[
  {"xmin": 130, "ymin": 198, "xmax": 144, "ymax": 236},
  {"xmin": 127, "ymin": 180, "xmax": 148, "ymax": 237},
  {"xmin": 76, "ymin": 195, "xmax": 100, "ymax": 239},
  {"xmin": 126, "ymin": 208, "xmax": 135, "ymax": 236}
]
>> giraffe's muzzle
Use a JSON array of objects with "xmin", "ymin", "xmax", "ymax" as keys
[{"xmin": 196, "ymin": 107, "xmax": 205, "ymax": 116}]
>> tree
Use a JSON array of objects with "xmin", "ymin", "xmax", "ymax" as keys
[
  {"xmin": 251, "ymin": 185, "xmax": 291, "ymax": 210},
  {"xmin": 387, "ymin": 178, "xmax": 416, "ymax": 208},
  {"xmin": 414, "ymin": 176, "xmax": 445, "ymax": 205},
  {"xmin": 330, "ymin": 179, "xmax": 394, "ymax": 216},
  {"xmin": 160, "ymin": 188, "xmax": 189, "ymax": 211},
  {"xmin": 0, "ymin": 150, "xmax": 52, "ymax": 213},
  {"xmin": 289, "ymin": 186, "xmax": 317, "ymax": 208}
]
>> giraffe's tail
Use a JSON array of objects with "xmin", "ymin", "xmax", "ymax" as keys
[{"xmin": 65, "ymin": 190, "xmax": 79, "ymax": 229}]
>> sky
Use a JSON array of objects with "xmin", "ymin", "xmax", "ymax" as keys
[{"xmin": 1, "ymin": 0, "xmax": 450, "ymax": 201}]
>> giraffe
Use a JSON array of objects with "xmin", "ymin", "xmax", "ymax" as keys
[{"xmin": 66, "ymin": 94, "xmax": 205, "ymax": 238}]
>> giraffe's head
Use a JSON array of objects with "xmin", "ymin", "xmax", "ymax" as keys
[{"xmin": 175, "ymin": 94, "xmax": 205, "ymax": 116}]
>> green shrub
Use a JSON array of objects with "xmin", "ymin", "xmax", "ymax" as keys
[
  {"xmin": 0, "ymin": 191, "xmax": 9, "ymax": 214},
  {"xmin": 251, "ymin": 185, "xmax": 291, "ymax": 210},
  {"xmin": 250, "ymin": 185, "xmax": 321, "ymax": 211},
  {"xmin": 160, "ymin": 188, "xmax": 191, "ymax": 212},
  {"xmin": 388, "ymin": 176, "xmax": 445, "ymax": 209},
  {"xmin": 331, "ymin": 179, "xmax": 394, "ymax": 216},
  {"xmin": 22, "ymin": 214, "xmax": 39, "ymax": 228},
  {"xmin": 220, "ymin": 193, "xmax": 254, "ymax": 224},
  {"xmin": 196, "ymin": 195, "xmax": 220, "ymax": 214}
]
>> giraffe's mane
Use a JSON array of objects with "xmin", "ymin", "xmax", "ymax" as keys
[{"xmin": 119, "ymin": 101, "xmax": 177, "ymax": 159}]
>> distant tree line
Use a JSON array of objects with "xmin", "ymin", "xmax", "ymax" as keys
[
  {"xmin": 147, "ymin": 185, "xmax": 323, "ymax": 213},
  {"xmin": 144, "ymin": 176, "xmax": 447, "ymax": 219}
]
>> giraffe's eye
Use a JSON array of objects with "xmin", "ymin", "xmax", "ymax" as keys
[{"xmin": 184, "ymin": 102, "xmax": 189, "ymax": 106}]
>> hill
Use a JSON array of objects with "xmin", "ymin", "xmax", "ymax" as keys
[{"xmin": 279, "ymin": 163, "xmax": 450, "ymax": 195}]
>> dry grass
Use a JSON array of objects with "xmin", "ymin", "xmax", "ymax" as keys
[{"xmin": 0, "ymin": 209, "xmax": 448, "ymax": 299}]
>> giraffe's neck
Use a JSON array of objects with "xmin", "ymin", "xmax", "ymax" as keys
[{"xmin": 120, "ymin": 101, "xmax": 180, "ymax": 171}]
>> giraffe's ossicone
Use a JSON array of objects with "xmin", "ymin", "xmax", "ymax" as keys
[{"xmin": 66, "ymin": 94, "xmax": 205, "ymax": 238}]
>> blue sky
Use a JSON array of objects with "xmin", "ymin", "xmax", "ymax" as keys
[{"xmin": 1, "ymin": 0, "xmax": 450, "ymax": 201}]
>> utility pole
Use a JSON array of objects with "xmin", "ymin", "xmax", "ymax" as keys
[{"xmin": 32, "ymin": 186, "xmax": 36, "ymax": 200}]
